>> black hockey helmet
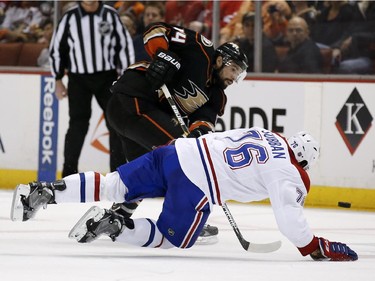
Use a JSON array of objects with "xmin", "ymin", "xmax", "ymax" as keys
[{"xmin": 214, "ymin": 42, "xmax": 248, "ymax": 72}]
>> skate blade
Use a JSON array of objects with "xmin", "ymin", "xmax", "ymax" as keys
[
  {"xmin": 68, "ymin": 206, "xmax": 104, "ymax": 242},
  {"xmin": 195, "ymin": 235, "xmax": 219, "ymax": 245},
  {"xmin": 10, "ymin": 184, "xmax": 30, "ymax": 221}
]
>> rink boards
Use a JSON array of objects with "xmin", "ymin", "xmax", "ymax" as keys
[{"xmin": 0, "ymin": 71, "xmax": 374, "ymax": 210}]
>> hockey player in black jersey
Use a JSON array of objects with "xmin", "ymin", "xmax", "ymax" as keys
[{"xmin": 106, "ymin": 22, "xmax": 248, "ymax": 244}]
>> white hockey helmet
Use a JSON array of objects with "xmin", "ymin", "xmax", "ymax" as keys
[{"xmin": 287, "ymin": 131, "xmax": 320, "ymax": 170}]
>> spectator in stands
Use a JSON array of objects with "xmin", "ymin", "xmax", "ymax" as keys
[
  {"xmin": 234, "ymin": 12, "xmax": 278, "ymax": 73},
  {"xmin": 38, "ymin": 1, "xmax": 54, "ymax": 28},
  {"xmin": 27, "ymin": 2, "xmax": 54, "ymax": 43},
  {"xmin": 0, "ymin": 1, "xmax": 43, "ymax": 42},
  {"xmin": 310, "ymin": 1, "xmax": 354, "ymax": 48},
  {"xmin": 114, "ymin": 1, "xmax": 144, "ymax": 19},
  {"xmin": 114, "ymin": 1, "xmax": 144, "ymax": 35},
  {"xmin": 188, "ymin": 1, "xmax": 243, "ymax": 40},
  {"xmin": 290, "ymin": 1, "xmax": 318, "ymax": 31},
  {"xmin": 37, "ymin": 19, "xmax": 53, "ymax": 68},
  {"xmin": 262, "ymin": 0, "xmax": 292, "ymax": 46},
  {"xmin": 0, "ymin": 1, "xmax": 7, "ymax": 25},
  {"xmin": 133, "ymin": 1, "xmax": 165, "ymax": 35},
  {"xmin": 164, "ymin": 1, "xmax": 205, "ymax": 28},
  {"xmin": 278, "ymin": 16, "xmax": 322, "ymax": 73},
  {"xmin": 37, "ymin": 19, "xmax": 53, "ymax": 45},
  {"xmin": 120, "ymin": 12, "xmax": 137, "ymax": 38},
  {"xmin": 331, "ymin": 1, "xmax": 375, "ymax": 74},
  {"xmin": 132, "ymin": 2, "xmax": 165, "ymax": 62},
  {"xmin": 219, "ymin": 0, "xmax": 255, "ymax": 45},
  {"xmin": 0, "ymin": 27, "xmax": 27, "ymax": 42}
]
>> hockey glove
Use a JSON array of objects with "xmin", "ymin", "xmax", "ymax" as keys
[
  {"xmin": 187, "ymin": 121, "xmax": 215, "ymax": 138},
  {"xmin": 187, "ymin": 129, "xmax": 204, "ymax": 138},
  {"xmin": 310, "ymin": 237, "xmax": 358, "ymax": 261},
  {"xmin": 146, "ymin": 48, "xmax": 181, "ymax": 91}
]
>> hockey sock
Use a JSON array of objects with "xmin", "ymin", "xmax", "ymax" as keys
[
  {"xmin": 54, "ymin": 171, "xmax": 127, "ymax": 203},
  {"xmin": 116, "ymin": 218, "xmax": 174, "ymax": 249}
]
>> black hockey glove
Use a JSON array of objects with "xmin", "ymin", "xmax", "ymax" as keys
[
  {"xmin": 187, "ymin": 128, "xmax": 205, "ymax": 138},
  {"xmin": 187, "ymin": 121, "xmax": 215, "ymax": 138},
  {"xmin": 146, "ymin": 48, "xmax": 181, "ymax": 91}
]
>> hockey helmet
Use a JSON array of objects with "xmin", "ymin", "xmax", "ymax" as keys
[
  {"xmin": 287, "ymin": 131, "xmax": 320, "ymax": 170},
  {"xmin": 215, "ymin": 42, "xmax": 248, "ymax": 82}
]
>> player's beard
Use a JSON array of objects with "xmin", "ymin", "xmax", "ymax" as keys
[{"xmin": 212, "ymin": 68, "xmax": 227, "ymax": 90}]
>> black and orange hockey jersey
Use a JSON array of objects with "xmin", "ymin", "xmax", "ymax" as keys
[{"xmin": 112, "ymin": 22, "xmax": 227, "ymax": 130}]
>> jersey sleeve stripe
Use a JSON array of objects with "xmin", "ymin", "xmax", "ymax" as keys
[
  {"xmin": 201, "ymin": 138, "xmax": 223, "ymax": 205},
  {"xmin": 196, "ymin": 139, "xmax": 216, "ymax": 204},
  {"xmin": 143, "ymin": 25, "xmax": 169, "ymax": 58}
]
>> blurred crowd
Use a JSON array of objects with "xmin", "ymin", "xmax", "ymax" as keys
[
  {"xmin": 0, "ymin": 1, "xmax": 53, "ymax": 43},
  {"xmin": 0, "ymin": 0, "xmax": 374, "ymax": 74}
]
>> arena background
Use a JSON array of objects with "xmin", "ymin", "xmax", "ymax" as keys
[{"xmin": 0, "ymin": 70, "xmax": 374, "ymax": 210}]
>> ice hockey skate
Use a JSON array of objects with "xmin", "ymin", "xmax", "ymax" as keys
[
  {"xmin": 10, "ymin": 180, "xmax": 66, "ymax": 222},
  {"xmin": 195, "ymin": 224, "xmax": 219, "ymax": 245},
  {"xmin": 69, "ymin": 206, "xmax": 127, "ymax": 243}
]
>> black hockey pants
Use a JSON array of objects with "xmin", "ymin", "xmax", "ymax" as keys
[{"xmin": 106, "ymin": 92, "xmax": 185, "ymax": 161}]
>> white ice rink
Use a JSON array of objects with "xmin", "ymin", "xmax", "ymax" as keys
[{"xmin": 0, "ymin": 189, "xmax": 374, "ymax": 281}]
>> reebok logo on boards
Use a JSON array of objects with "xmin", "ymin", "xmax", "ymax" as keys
[
  {"xmin": 38, "ymin": 76, "xmax": 58, "ymax": 181},
  {"xmin": 335, "ymin": 87, "xmax": 373, "ymax": 155}
]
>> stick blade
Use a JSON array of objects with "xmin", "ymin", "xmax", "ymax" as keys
[{"xmin": 247, "ymin": 240, "xmax": 282, "ymax": 253}]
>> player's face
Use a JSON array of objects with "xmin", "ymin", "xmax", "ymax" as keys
[{"xmin": 218, "ymin": 61, "xmax": 246, "ymax": 89}]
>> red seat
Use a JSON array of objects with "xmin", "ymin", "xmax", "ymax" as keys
[{"xmin": 0, "ymin": 43, "xmax": 23, "ymax": 66}]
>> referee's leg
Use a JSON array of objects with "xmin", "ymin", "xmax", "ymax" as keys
[{"xmin": 63, "ymin": 74, "xmax": 92, "ymax": 177}]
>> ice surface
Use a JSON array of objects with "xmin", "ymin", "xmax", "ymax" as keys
[{"xmin": 0, "ymin": 190, "xmax": 374, "ymax": 281}]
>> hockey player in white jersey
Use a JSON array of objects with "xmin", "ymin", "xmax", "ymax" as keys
[{"xmin": 11, "ymin": 127, "xmax": 357, "ymax": 261}]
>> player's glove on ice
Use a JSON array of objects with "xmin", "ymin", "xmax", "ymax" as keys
[
  {"xmin": 146, "ymin": 48, "xmax": 181, "ymax": 91},
  {"xmin": 310, "ymin": 237, "xmax": 358, "ymax": 261}
]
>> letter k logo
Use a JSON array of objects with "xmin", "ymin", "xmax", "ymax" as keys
[{"xmin": 335, "ymin": 88, "xmax": 373, "ymax": 155}]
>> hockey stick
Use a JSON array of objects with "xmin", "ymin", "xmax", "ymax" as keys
[
  {"xmin": 222, "ymin": 202, "xmax": 282, "ymax": 253},
  {"xmin": 160, "ymin": 84, "xmax": 282, "ymax": 253},
  {"xmin": 161, "ymin": 84, "xmax": 189, "ymax": 137}
]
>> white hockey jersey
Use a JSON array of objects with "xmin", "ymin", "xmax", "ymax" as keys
[{"xmin": 175, "ymin": 127, "xmax": 314, "ymax": 248}]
